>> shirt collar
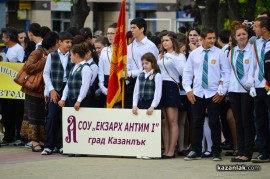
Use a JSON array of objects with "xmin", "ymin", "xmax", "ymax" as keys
[
  {"xmin": 57, "ymin": 49, "xmax": 69, "ymax": 56},
  {"xmin": 198, "ymin": 45, "xmax": 215, "ymax": 53},
  {"xmin": 134, "ymin": 36, "xmax": 147, "ymax": 46},
  {"xmin": 143, "ymin": 69, "xmax": 154, "ymax": 75}
]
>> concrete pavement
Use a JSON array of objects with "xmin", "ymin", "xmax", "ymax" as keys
[{"xmin": 0, "ymin": 144, "xmax": 270, "ymax": 179}]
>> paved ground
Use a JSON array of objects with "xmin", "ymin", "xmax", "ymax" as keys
[{"xmin": 0, "ymin": 144, "xmax": 270, "ymax": 179}]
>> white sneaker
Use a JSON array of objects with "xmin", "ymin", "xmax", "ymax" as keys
[
  {"xmin": 25, "ymin": 141, "xmax": 32, "ymax": 149},
  {"xmin": 41, "ymin": 148, "xmax": 53, "ymax": 155}
]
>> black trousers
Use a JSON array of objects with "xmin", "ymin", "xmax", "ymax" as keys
[
  {"xmin": 229, "ymin": 92, "xmax": 255, "ymax": 158},
  {"xmin": 254, "ymin": 88, "xmax": 270, "ymax": 157},
  {"xmin": 191, "ymin": 95, "xmax": 221, "ymax": 156},
  {"xmin": 1, "ymin": 98, "xmax": 24, "ymax": 142},
  {"xmin": 218, "ymin": 99, "xmax": 232, "ymax": 145}
]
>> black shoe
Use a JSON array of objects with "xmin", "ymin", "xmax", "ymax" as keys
[
  {"xmin": 231, "ymin": 156, "xmax": 251, "ymax": 162},
  {"xmin": 162, "ymin": 155, "xmax": 175, "ymax": 159},
  {"xmin": 202, "ymin": 151, "xmax": 213, "ymax": 158},
  {"xmin": 251, "ymin": 154, "xmax": 270, "ymax": 163},
  {"xmin": 184, "ymin": 151, "xmax": 201, "ymax": 161},
  {"xmin": 0, "ymin": 140, "xmax": 10, "ymax": 146},
  {"xmin": 213, "ymin": 153, "xmax": 222, "ymax": 161},
  {"xmin": 220, "ymin": 142, "xmax": 233, "ymax": 150},
  {"xmin": 178, "ymin": 150, "xmax": 189, "ymax": 156}
]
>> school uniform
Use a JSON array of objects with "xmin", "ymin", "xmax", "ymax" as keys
[
  {"xmin": 252, "ymin": 37, "xmax": 270, "ymax": 161},
  {"xmin": 157, "ymin": 52, "xmax": 186, "ymax": 108},
  {"xmin": 43, "ymin": 49, "xmax": 73, "ymax": 151},
  {"xmin": 85, "ymin": 58, "xmax": 98, "ymax": 107},
  {"xmin": 61, "ymin": 61, "xmax": 92, "ymax": 107},
  {"xmin": 132, "ymin": 69, "xmax": 162, "ymax": 109},
  {"xmin": 98, "ymin": 46, "xmax": 112, "ymax": 106},
  {"xmin": 126, "ymin": 37, "xmax": 159, "ymax": 108},
  {"xmin": 228, "ymin": 43, "xmax": 256, "ymax": 159},
  {"xmin": 182, "ymin": 45, "xmax": 230, "ymax": 157}
]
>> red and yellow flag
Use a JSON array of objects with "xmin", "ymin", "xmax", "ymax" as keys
[{"xmin": 106, "ymin": 0, "xmax": 127, "ymax": 108}]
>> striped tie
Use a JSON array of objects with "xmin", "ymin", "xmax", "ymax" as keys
[
  {"xmin": 236, "ymin": 50, "xmax": 245, "ymax": 80},
  {"xmin": 202, "ymin": 49, "xmax": 209, "ymax": 89},
  {"xmin": 258, "ymin": 40, "xmax": 268, "ymax": 81}
]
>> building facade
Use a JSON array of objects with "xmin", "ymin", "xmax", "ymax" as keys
[{"xmin": 0, "ymin": 0, "xmax": 193, "ymax": 34}]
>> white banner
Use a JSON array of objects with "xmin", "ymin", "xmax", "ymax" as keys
[{"xmin": 62, "ymin": 107, "xmax": 161, "ymax": 158}]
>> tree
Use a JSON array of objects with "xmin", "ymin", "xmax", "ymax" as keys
[
  {"xmin": 54, "ymin": 0, "xmax": 90, "ymax": 29},
  {"xmin": 195, "ymin": 0, "xmax": 270, "ymax": 32}
]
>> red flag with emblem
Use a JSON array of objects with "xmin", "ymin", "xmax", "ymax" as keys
[{"xmin": 106, "ymin": 0, "xmax": 127, "ymax": 108}]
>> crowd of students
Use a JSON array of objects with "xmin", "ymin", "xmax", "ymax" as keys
[{"xmin": 1, "ymin": 13, "xmax": 270, "ymax": 163}]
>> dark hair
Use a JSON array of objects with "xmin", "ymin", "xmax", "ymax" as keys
[
  {"xmin": 255, "ymin": 16, "xmax": 270, "ymax": 31},
  {"xmin": 86, "ymin": 42, "xmax": 99, "ymax": 64},
  {"xmin": 200, "ymin": 28, "xmax": 215, "ymax": 39},
  {"xmin": 160, "ymin": 31, "xmax": 180, "ymax": 59},
  {"xmin": 40, "ymin": 26, "xmax": 51, "ymax": 39},
  {"xmin": 2, "ymin": 26, "xmax": 18, "ymax": 43},
  {"xmin": 79, "ymin": 27, "xmax": 92, "ymax": 39},
  {"xmin": 178, "ymin": 26, "xmax": 187, "ymax": 34},
  {"xmin": 66, "ymin": 26, "xmax": 79, "ymax": 37},
  {"xmin": 218, "ymin": 29, "xmax": 231, "ymax": 44},
  {"xmin": 23, "ymin": 37, "xmax": 36, "ymax": 62},
  {"xmin": 258, "ymin": 11, "xmax": 270, "ymax": 18},
  {"xmin": 177, "ymin": 33, "xmax": 187, "ymax": 44},
  {"xmin": 28, "ymin": 23, "xmax": 41, "ymax": 37},
  {"xmin": 130, "ymin": 17, "xmax": 147, "ymax": 35},
  {"xmin": 126, "ymin": 31, "xmax": 132, "ymax": 39},
  {"xmin": 95, "ymin": 36, "xmax": 110, "ymax": 47},
  {"xmin": 72, "ymin": 35, "xmax": 86, "ymax": 45},
  {"xmin": 108, "ymin": 23, "xmax": 117, "ymax": 29},
  {"xmin": 148, "ymin": 36, "xmax": 161, "ymax": 49},
  {"xmin": 141, "ymin": 52, "xmax": 159, "ymax": 72},
  {"xmin": 41, "ymin": 32, "xmax": 59, "ymax": 50},
  {"xmin": 59, "ymin": 31, "xmax": 73, "ymax": 41},
  {"xmin": 71, "ymin": 42, "xmax": 89, "ymax": 59},
  {"xmin": 18, "ymin": 29, "xmax": 25, "ymax": 34}
]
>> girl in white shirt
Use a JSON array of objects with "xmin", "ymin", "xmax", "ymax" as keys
[
  {"xmin": 58, "ymin": 43, "xmax": 92, "ymax": 111},
  {"xmin": 132, "ymin": 52, "xmax": 162, "ymax": 115},
  {"xmin": 158, "ymin": 31, "xmax": 186, "ymax": 158},
  {"xmin": 229, "ymin": 24, "xmax": 256, "ymax": 162},
  {"xmin": 98, "ymin": 23, "xmax": 116, "ymax": 107}
]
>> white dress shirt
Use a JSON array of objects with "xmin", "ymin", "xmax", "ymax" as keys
[
  {"xmin": 228, "ymin": 43, "xmax": 256, "ymax": 93},
  {"xmin": 98, "ymin": 46, "xmax": 112, "ymax": 90},
  {"xmin": 183, "ymin": 45, "xmax": 231, "ymax": 99},
  {"xmin": 221, "ymin": 44, "xmax": 229, "ymax": 57},
  {"xmin": 43, "ymin": 49, "xmax": 70, "ymax": 92},
  {"xmin": 87, "ymin": 58, "xmax": 98, "ymax": 86},
  {"xmin": 157, "ymin": 52, "xmax": 186, "ymax": 83},
  {"xmin": 61, "ymin": 61, "xmax": 91, "ymax": 102},
  {"xmin": 132, "ymin": 69, "xmax": 162, "ymax": 108},
  {"xmin": 254, "ymin": 37, "xmax": 270, "ymax": 88},
  {"xmin": 127, "ymin": 37, "xmax": 159, "ymax": 78}
]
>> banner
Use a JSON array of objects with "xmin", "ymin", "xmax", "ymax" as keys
[
  {"xmin": 63, "ymin": 108, "xmax": 161, "ymax": 158},
  {"xmin": 0, "ymin": 62, "xmax": 25, "ymax": 99}
]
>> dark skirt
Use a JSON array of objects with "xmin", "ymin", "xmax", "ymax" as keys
[
  {"xmin": 160, "ymin": 80, "xmax": 181, "ymax": 108},
  {"xmin": 20, "ymin": 94, "xmax": 46, "ymax": 142}
]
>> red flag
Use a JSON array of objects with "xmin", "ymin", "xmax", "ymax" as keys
[{"xmin": 106, "ymin": 0, "xmax": 127, "ymax": 108}]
